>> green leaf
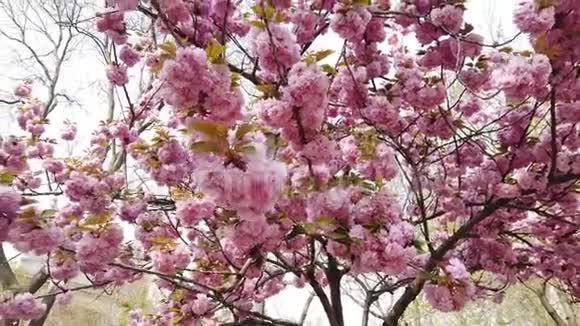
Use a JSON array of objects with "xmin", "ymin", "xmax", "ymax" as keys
[
  {"xmin": 264, "ymin": 6, "xmax": 275, "ymax": 20},
  {"xmin": 256, "ymin": 83, "xmax": 277, "ymax": 98},
  {"xmin": 251, "ymin": 5, "xmax": 264, "ymax": 16},
  {"xmin": 230, "ymin": 72, "xmax": 241, "ymax": 88},
  {"xmin": 321, "ymin": 64, "xmax": 336, "ymax": 75},
  {"xmin": 304, "ymin": 49, "xmax": 335, "ymax": 65},
  {"xmin": 329, "ymin": 231, "xmax": 349, "ymax": 241},
  {"xmin": 190, "ymin": 141, "xmax": 222, "ymax": 153},
  {"xmin": 159, "ymin": 40, "xmax": 176, "ymax": 57},
  {"xmin": 189, "ymin": 120, "xmax": 229, "ymax": 139},
  {"xmin": 84, "ymin": 212, "xmax": 111, "ymax": 226},
  {"xmin": 314, "ymin": 49, "xmax": 334, "ymax": 61},
  {"xmin": 475, "ymin": 58, "xmax": 489, "ymax": 69},
  {"xmin": 235, "ymin": 123, "xmax": 254, "ymax": 140},
  {"xmin": 362, "ymin": 180, "xmax": 376, "ymax": 191},
  {"xmin": 526, "ymin": 137, "xmax": 540, "ymax": 146},
  {"xmin": 150, "ymin": 235, "xmax": 175, "ymax": 246},
  {"xmin": 273, "ymin": 12, "xmax": 287, "ymax": 23},
  {"xmin": 170, "ymin": 289, "xmax": 186, "ymax": 302},
  {"xmin": 0, "ymin": 170, "xmax": 16, "ymax": 185},
  {"xmin": 498, "ymin": 47, "xmax": 513, "ymax": 54},
  {"xmin": 249, "ymin": 20, "xmax": 265, "ymax": 29},
  {"xmin": 236, "ymin": 145, "xmax": 256, "ymax": 154},
  {"xmin": 413, "ymin": 239, "xmax": 429, "ymax": 254},
  {"xmin": 206, "ymin": 39, "xmax": 225, "ymax": 63},
  {"xmin": 302, "ymin": 223, "xmax": 316, "ymax": 234},
  {"xmin": 170, "ymin": 186, "xmax": 193, "ymax": 201},
  {"xmin": 41, "ymin": 209, "xmax": 58, "ymax": 219},
  {"xmin": 453, "ymin": 119, "xmax": 465, "ymax": 129},
  {"xmin": 536, "ymin": 0, "xmax": 554, "ymax": 10},
  {"xmin": 534, "ymin": 34, "xmax": 561, "ymax": 60},
  {"xmin": 315, "ymin": 215, "xmax": 335, "ymax": 226},
  {"xmin": 251, "ymin": 4, "xmax": 274, "ymax": 19}
]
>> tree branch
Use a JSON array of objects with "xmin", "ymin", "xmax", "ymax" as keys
[
  {"xmin": 383, "ymin": 198, "xmax": 508, "ymax": 325},
  {"xmin": 299, "ymin": 293, "xmax": 315, "ymax": 326},
  {"xmin": 548, "ymin": 89, "xmax": 558, "ymax": 180},
  {"xmin": 326, "ymin": 256, "xmax": 344, "ymax": 326},
  {"xmin": 306, "ymin": 269, "xmax": 340, "ymax": 326}
]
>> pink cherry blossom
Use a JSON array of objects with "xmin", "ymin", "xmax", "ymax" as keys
[
  {"xmin": 330, "ymin": 4, "xmax": 371, "ymax": 42},
  {"xmin": 60, "ymin": 121, "xmax": 77, "ymax": 141},
  {"xmin": 251, "ymin": 24, "xmax": 300, "ymax": 78},
  {"xmin": 13, "ymin": 82, "xmax": 31, "ymax": 98},
  {"xmin": 0, "ymin": 185, "xmax": 20, "ymax": 222},
  {"xmin": 292, "ymin": 10, "xmax": 321, "ymax": 44},
  {"xmin": 76, "ymin": 224, "xmax": 123, "ymax": 273},
  {"xmin": 176, "ymin": 199, "xmax": 215, "ymax": 226},
  {"xmin": 491, "ymin": 53, "xmax": 552, "ymax": 100},
  {"xmin": 256, "ymin": 99, "xmax": 292, "ymax": 128},
  {"xmin": 0, "ymin": 293, "xmax": 46, "ymax": 320},
  {"xmin": 430, "ymin": 5, "xmax": 464, "ymax": 34},
  {"xmin": 514, "ymin": 1, "xmax": 555, "ymax": 35},
  {"xmin": 96, "ymin": 12, "xmax": 127, "ymax": 44},
  {"xmin": 119, "ymin": 45, "xmax": 141, "ymax": 67},
  {"xmin": 115, "ymin": 0, "xmax": 138, "ymax": 11},
  {"xmin": 106, "ymin": 64, "xmax": 129, "ymax": 86}
]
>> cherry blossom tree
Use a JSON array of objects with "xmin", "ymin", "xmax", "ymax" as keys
[{"xmin": 1, "ymin": 0, "xmax": 579, "ymax": 325}]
